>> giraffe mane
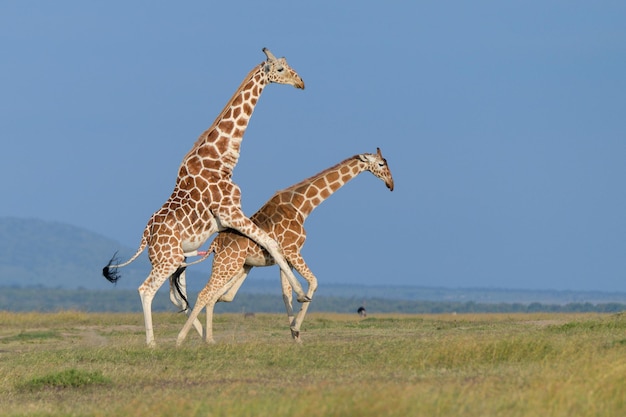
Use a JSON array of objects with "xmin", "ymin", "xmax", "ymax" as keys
[{"xmin": 186, "ymin": 64, "xmax": 264, "ymax": 156}]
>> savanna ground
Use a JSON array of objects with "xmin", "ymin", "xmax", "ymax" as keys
[{"xmin": 0, "ymin": 310, "xmax": 625, "ymax": 417}]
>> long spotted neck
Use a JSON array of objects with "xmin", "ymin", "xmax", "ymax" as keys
[
  {"xmin": 179, "ymin": 63, "xmax": 267, "ymax": 180},
  {"xmin": 280, "ymin": 155, "xmax": 366, "ymax": 220}
]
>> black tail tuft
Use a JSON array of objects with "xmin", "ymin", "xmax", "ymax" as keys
[
  {"xmin": 102, "ymin": 252, "xmax": 121, "ymax": 284},
  {"xmin": 172, "ymin": 266, "xmax": 189, "ymax": 311}
]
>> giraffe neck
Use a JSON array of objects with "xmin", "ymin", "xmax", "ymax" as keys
[
  {"xmin": 281, "ymin": 155, "xmax": 366, "ymax": 220},
  {"xmin": 180, "ymin": 63, "xmax": 267, "ymax": 179}
]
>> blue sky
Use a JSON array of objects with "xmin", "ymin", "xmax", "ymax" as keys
[{"xmin": 1, "ymin": 1, "xmax": 625, "ymax": 291}]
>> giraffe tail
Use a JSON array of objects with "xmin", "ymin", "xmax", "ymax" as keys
[
  {"xmin": 171, "ymin": 265, "xmax": 189, "ymax": 311},
  {"xmin": 102, "ymin": 227, "xmax": 149, "ymax": 284},
  {"xmin": 171, "ymin": 242, "xmax": 217, "ymax": 310}
]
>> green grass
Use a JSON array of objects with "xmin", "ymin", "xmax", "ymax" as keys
[
  {"xmin": 0, "ymin": 330, "xmax": 61, "ymax": 343},
  {"xmin": 0, "ymin": 311, "xmax": 624, "ymax": 416},
  {"xmin": 18, "ymin": 368, "xmax": 111, "ymax": 391}
]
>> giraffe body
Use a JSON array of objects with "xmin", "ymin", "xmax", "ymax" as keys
[
  {"xmin": 176, "ymin": 148, "xmax": 394, "ymax": 346},
  {"xmin": 103, "ymin": 48, "xmax": 306, "ymax": 347}
]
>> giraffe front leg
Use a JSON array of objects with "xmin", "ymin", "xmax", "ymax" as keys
[
  {"xmin": 266, "ymin": 240, "xmax": 310, "ymax": 303},
  {"xmin": 291, "ymin": 300, "xmax": 314, "ymax": 343},
  {"xmin": 287, "ymin": 254, "xmax": 318, "ymax": 343},
  {"xmin": 279, "ymin": 270, "xmax": 296, "ymax": 330}
]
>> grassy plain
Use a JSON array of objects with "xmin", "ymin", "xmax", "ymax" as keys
[{"xmin": 0, "ymin": 311, "xmax": 625, "ymax": 416}]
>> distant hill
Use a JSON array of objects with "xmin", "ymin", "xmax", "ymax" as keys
[
  {"xmin": 0, "ymin": 217, "xmax": 153, "ymax": 290},
  {"xmin": 1, "ymin": 217, "xmax": 626, "ymax": 307}
]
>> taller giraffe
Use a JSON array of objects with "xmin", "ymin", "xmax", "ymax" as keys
[
  {"xmin": 176, "ymin": 148, "xmax": 394, "ymax": 346},
  {"xmin": 102, "ymin": 48, "xmax": 309, "ymax": 347}
]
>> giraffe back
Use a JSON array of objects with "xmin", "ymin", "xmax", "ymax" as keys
[
  {"xmin": 209, "ymin": 200, "xmax": 306, "ymax": 267},
  {"xmin": 208, "ymin": 148, "xmax": 394, "ymax": 267}
]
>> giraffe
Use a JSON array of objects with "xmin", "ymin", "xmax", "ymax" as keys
[
  {"xmin": 175, "ymin": 148, "xmax": 394, "ymax": 346},
  {"xmin": 102, "ymin": 48, "xmax": 310, "ymax": 347}
]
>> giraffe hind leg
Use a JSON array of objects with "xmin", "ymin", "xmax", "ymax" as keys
[
  {"xmin": 283, "ymin": 252, "xmax": 318, "ymax": 343},
  {"xmin": 217, "ymin": 267, "xmax": 251, "ymax": 302},
  {"xmin": 176, "ymin": 278, "xmax": 235, "ymax": 346},
  {"xmin": 139, "ymin": 260, "xmax": 183, "ymax": 347},
  {"xmin": 216, "ymin": 213, "xmax": 311, "ymax": 303}
]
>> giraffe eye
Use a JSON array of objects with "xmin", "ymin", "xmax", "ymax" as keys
[{"xmin": 277, "ymin": 67, "xmax": 284, "ymax": 72}]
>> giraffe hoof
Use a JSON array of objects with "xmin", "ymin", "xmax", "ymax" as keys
[{"xmin": 297, "ymin": 296, "xmax": 312, "ymax": 303}]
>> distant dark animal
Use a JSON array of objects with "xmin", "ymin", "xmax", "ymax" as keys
[{"xmin": 357, "ymin": 306, "xmax": 367, "ymax": 317}]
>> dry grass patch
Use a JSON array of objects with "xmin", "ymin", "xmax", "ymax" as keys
[{"xmin": 0, "ymin": 311, "xmax": 624, "ymax": 416}]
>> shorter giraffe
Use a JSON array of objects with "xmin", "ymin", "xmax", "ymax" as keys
[{"xmin": 176, "ymin": 148, "xmax": 394, "ymax": 346}]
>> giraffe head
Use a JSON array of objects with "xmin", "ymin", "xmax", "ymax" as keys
[
  {"xmin": 262, "ymin": 48, "xmax": 305, "ymax": 90},
  {"xmin": 359, "ymin": 148, "xmax": 395, "ymax": 191}
]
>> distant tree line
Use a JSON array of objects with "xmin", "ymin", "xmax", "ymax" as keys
[{"xmin": 1, "ymin": 288, "xmax": 624, "ymax": 314}]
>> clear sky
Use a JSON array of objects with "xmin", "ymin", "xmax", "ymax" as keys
[{"xmin": 1, "ymin": 1, "xmax": 624, "ymax": 292}]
